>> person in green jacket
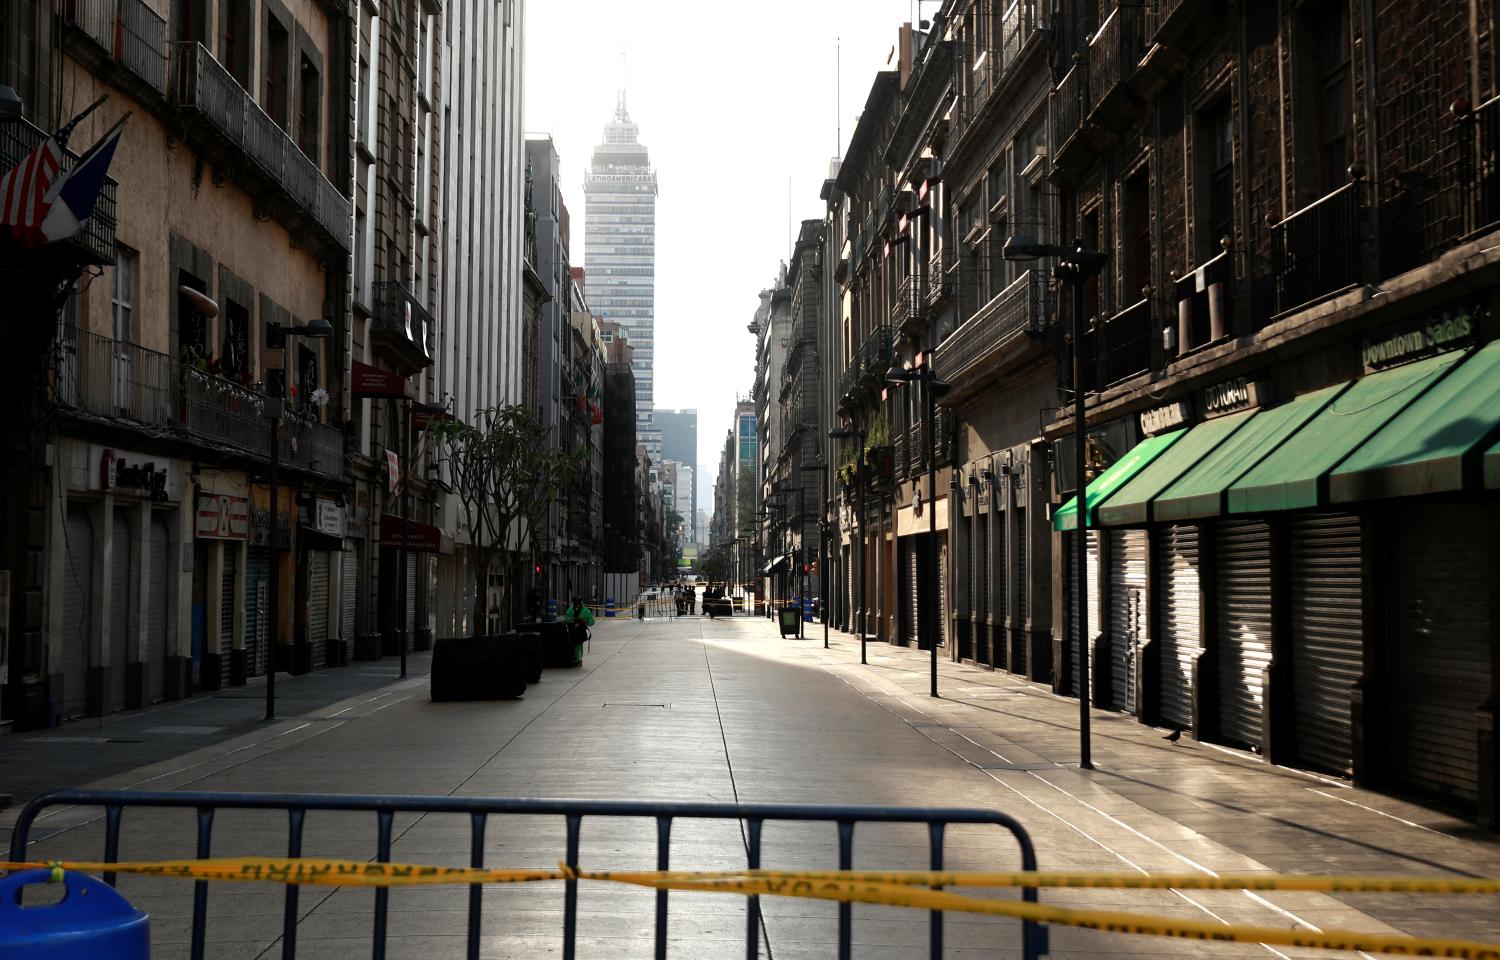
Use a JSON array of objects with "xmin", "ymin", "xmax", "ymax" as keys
[{"xmin": 563, "ymin": 597, "xmax": 594, "ymax": 663}]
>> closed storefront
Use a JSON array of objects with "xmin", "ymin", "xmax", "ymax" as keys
[
  {"xmin": 109, "ymin": 509, "xmax": 133, "ymax": 711},
  {"xmin": 1388, "ymin": 503, "xmax": 1492, "ymax": 806},
  {"xmin": 219, "ymin": 545, "xmax": 237, "ymax": 689},
  {"xmin": 902, "ymin": 538, "xmax": 919, "ymax": 645},
  {"xmin": 309, "ymin": 551, "xmax": 331, "ymax": 669},
  {"xmin": 341, "ymin": 551, "xmax": 358, "ymax": 642},
  {"xmin": 937, "ymin": 542, "xmax": 948, "ymax": 649},
  {"xmin": 1156, "ymin": 525, "xmax": 1201, "ymax": 729},
  {"xmin": 245, "ymin": 547, "xmax": 270, "ymax": 677},
  {"xmin": 1288, "ymin": 512, "xmax": 1363, "ymax": 776},
  {"xmin": 147, "ymin": 513, "xmax": 171, "ymax": 702},
  {"xmin": 1013, "ymin": 506, "xmax": 1027, "ymax": 674},
  {"xmin": 1107, "ymin": 529, "xmax": 1146, "ymax": 714},
  {"xmin": 974, "ymin": 508, "xmax": 990, "ymax": 666},
  {"xmin": 1214, "ymin": 520, "xmax": 1272, "ymax": 750},
  {"xmin": 60, "ymin": 502, "xmax": 95, "ymax": 718},
  {"xmin": 1063, "ymin": 530, "xmax": 1100, "ymax": 699}
]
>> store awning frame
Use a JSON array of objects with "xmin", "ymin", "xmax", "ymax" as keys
[
  {"xmin": 1053, "ymin": 429, "xmax": 1185, "ymax": 531},
  {"xmin": 1095, "ymin": 412, "xmax": 1253, "ymax": 528}
]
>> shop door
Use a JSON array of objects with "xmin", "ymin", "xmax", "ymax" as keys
[
  {"xmin": 219, "ymin": 545, "xmax": 236, "ymax": 689},
  {"xmin": 1389, "ymin": 504, "xmax": 1491, "ymax": 806},
  {"xmin": 975, "ymin": 514, "xmax": 990, "ymax": 665},
  {"xmin": 1013, "ymin": 507, "xmax": 1027, "ymax": 675},
  {"xmin": 1108, "ymin": 529, "xmax": 1147, "ymax": 714},
  {"xmin": 1155, "ymin": 524, "xmax": 1201, "ymax": 730},
  {"xmin": 991, "ymin": 505, "xmax": 1008, "ymax": 665},
  {"xmin": 309, "ymin": 551, "xmax": 330, "ymax": 669},
  {"xmin": 341, "ymin": 551, "xmax": 358, "ymax": 642},
  {"xmin": 1064, "ymin": 531, "xmax": 1101, "ymax": 699},
  {"xmin": 244, "ymin": 547, "xmax": 270, "ymax": 677},
  {"xmin": 937, "ymin": 541, "xmax": 949, "ymax": 649},
  {"xmin": 1215, "ymin": 520, "xmax": 1272, "ymax": 750},
  {"xmin": 902, "ymin": 538, "xmax": 919, "ymax": 645},
  {"xmin": 1288, "ymin": 513, "xmax": 1362, "ymax": 776},
  {"xmin": 147, "ymin": 513, "xmax": 170, "ymax": 702},
  {"xmin": 405, "ymin": 554, "xmax": 418, "ymax": 633},
  {"xmin": 61, "ymin": 503, "xmax": 95, "ymax": 718},
  {"xmin": 109, "ymin": 509, "xmax": 133, "ymax": 712}
]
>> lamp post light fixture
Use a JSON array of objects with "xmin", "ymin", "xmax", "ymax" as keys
[
  {"xmin": 828, "ymin": 423, "xmax": 867, "ymax": 664},
  {"xmin": 885, "ymin": 362, "xmax": 951, "ymax": 699},
  {"xmin": 261, "ymin": 317, "xmax": 334, "ymax": 722},
  {"xmin": 799, "ymin": 461, "xmax": 831, "ymax": 649},
  {"xmin": 1002, "ymin": 235, "xmax": 1107, "ymax": 770}
]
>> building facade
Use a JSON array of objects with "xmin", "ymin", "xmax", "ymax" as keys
[{"xmin": 654, "ymin": 407, "xmax": 698, "ymax": 540}]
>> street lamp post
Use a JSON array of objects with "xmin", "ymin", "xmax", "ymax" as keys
[
  {"xmin": 1003, "ymin": 236, "xmax": 1107, "ymax": 770},
  {"xmin": 828, "ymin": 423, "xmax": 867, "ymax": 664},
  {"xmin": 799, "ymin": 462, "xmax": 830, "ymax": 649},
  {"xmin": 261, "ymin": 317, "xmax": 334, "ymax": 722},
  {"xmin": 886, "ymin": 364, "xmax": 951, "ymax": 699}
]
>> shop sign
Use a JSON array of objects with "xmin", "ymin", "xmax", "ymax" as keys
[
  {"xmin": 386, "ymin": 450, "xmax": 401, "ymax": 493},
  {"xmin": 351, "ymin": 360, "xmax": 409, "ymax": 398},
  {"xmin": 91, "ymin": 446, "xmax": 170, "ymax": 499},
  {"xmin": 379, "ymin": 513, "xmax": 443, "ymax": 552},
  {"xmin": 196, "ymin": 494, "xmax": 250, "ymax": 540},
  {"xmin": 1199, "ymin": 376, "xmax": 1270, "ymax": 419},
  {"xmin": 314, "ymin": 499, "xmax": 344, "ymax": 538},
  {"xmin": 1140, "ymin": 400, "xmax": 1192, "ymax": 436},
  {"xmin": 1361, "ymin": 302, "xmax": 1483, "ymax": 373}
]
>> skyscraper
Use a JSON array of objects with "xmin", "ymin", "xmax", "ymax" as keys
[
  {"xmin": 655, "ymin": 408, "xmax": 698, "ymax": 539},
  {"xmin": 584, "ymin": 92, "xmax": 658, "ymax": 448}
]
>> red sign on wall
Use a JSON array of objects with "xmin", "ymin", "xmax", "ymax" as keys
[
  {"xmin": 196, "ymin": 494, "xmax": 250, "ymax": 540},
  {"xmin": 379, "ymin": 513, "xmax": 444, "ymax": 553},
  {"xmin": 352, "ymin": 361, "xmax": 410, "ymax": 398}
]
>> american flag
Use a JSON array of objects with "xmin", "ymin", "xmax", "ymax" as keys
[{"xmin": 0, "ymin": 96, "xmax": 106, "ymax": 248}]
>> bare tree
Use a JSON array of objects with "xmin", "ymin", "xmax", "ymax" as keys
[{"xmin": 431, "ymin": 405, "xmax": 580, "ymax": 635}]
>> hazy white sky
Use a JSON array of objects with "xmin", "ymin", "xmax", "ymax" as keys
[{"xmin": 523, "ymin": 0, "xmax": 924, "ymax": 509}]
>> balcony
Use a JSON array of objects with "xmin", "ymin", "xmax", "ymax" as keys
[
  {"xmin": 55, "ymin": 326, "xmax": 172, "ymax": 424},
  {"xmin": 928, "ymin": 250, "xmax": 956, "ymax": 308},
  {"xmin": 171, "ymin": 42, "xmax": 351, "ymax": 252},
  {"xmin": 934, "ymin": 409, "xmax": 956, "ymax": 466},
  {"xmin": 371, "ymin": 281, "xmax": 435, "ymax": 372},
  {"xmin": 1173, "ymin": 250, "xmax": 1233, "ymax": 355},
  {"xmin": 0, "ymin": 119, "xmax": 117, "ymax": 266},
  {"xmin": 62, "ymin": 0, "xmax": 169, "ymax": 94},
  {"xmin": 891, "ymin": 274, "xmax": 929, "ymax": 335},
  {"xmin": 1273, "ymin": 182, "xmax": 1365, "ymax": 316},
  {"xmin": 952, "ymin": 1, "xmax": 1040, "ymax": 147},
  {"xmin": 177, "ymin": 367, "xmax": 345, "ymax": 478},
  {"xmin": 1099, "ymin": 298, "xmax": 1153, "ymax": 386},
  {"xmin": 836, "ymin": 325, "xmax": 893, "ymax": 407},
  {"xmin": 894, "ymin": 428, "xmax": 909, "ymax": 483},
  {"xmin": 1052, "ymin": 61, "xmax": 1088, "ymax": 166},
  {"xmin": 1463, "ymin": 94, "xmax": 1500, "ymax": 238},
  {"xmin": 932, "ymin": 270, "xmax": 1050, "ymax": 390},
  {"xmin": 1086, "ymin": 4, "xmax": 1147, "ymax": 129}
]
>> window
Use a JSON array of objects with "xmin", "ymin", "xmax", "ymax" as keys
[
  {"xmin": 112, "ymin": 247, "xmax": 136, "ymax": 344},
  {"xmin": 298, "ymin": 56, "xmax": 321, "ymax": 161},
  {"xmin": 222, "ymin": 299, "xmax": 251, "ymax": 383},
  {"xmin": 357, "ymin": 57, "xmax": 370, "ymax": 145},
  {"xmin": 298, "ymin": 344, "xmax": 319, "ymax": 415},
  {"xmin": 176, "ymin": 0, "xmax": 208, "ymax": 44},
  {"xmin": 177, "ymin": 271, "xmax": 210, "ymax": 363},
  {"xmin": 263, "ymin": 15, "xmax": 289, "ymax": 126},
  {"xmin": 1123, "ymin": 169, "xmax": 1151, "ymax": 300},
  {"xmin": 1196, "ymin": 99, "xmax": 1234, "ymax": 261},
  {"xmin": 220, "ymin": 0, "xmax": 251, "ymax": 87},
  {"xmin": 1315, "ymin": 2, "xmax": 1351, "ymax": 194}
]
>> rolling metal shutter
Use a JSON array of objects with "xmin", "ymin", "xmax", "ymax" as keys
[
  {"xmin": 1288, "ymin": 513, "xmax": 1362, "ymax": 776},
  {"xmin": 245, "ymin": 547, "xmax": 270, "ymax": 677},
  {"xmin": 147, "ymin": 514, "xmax": 169, "ymax": 702},
  {"xmin": 975, "ymin": 512, "xmax": 990, "ymax": 665},
  {"xmin": 61, "ymin": 504, "xmax": 94, "ymax": 718},
  {"xmin": 109, "ymin": 510, "xmax": 132, "ymax": 712},
  {"xmin": 219, "ymin": 545, "xmax": 236, "ymax": 688},
  {"xmin": 1013, "ymin": 507, "xmax": 1027, "ymax": 674},
  {"xmin": 903, "ymin": 538, "xmax": 919, "ymax": 645},
  {"xmin": 1064, "ymin": 531, "xmax": 1100, "ymax": 699},
  {"xmin": 341, "ymin": 551, "xmax": 358, "ymax": 640},
  {"xmin": 1389, "ymin": 504, "xmax": 1491, "ymax": 806},
  {"xmin": 938, "ymin": 542, "xmax": 948, "ymax": 648},
  {"xmin": 405, "ymin": 554, "xmax": 418, "ymax": 633},
  {"xmin": 1108, "ymin": 529, "xmax": 1147, "ymax": 714},
  {"xmin": 1214, "ymin": 520, "xmax": 1273, "ymax": 750},
  {"xmin": 1155, "ymin": 524, "xmax": 1201, "ymax": 730},
  {"xmin": 309, "ymin": 551, "xmax": 330, "ymax": 669}
]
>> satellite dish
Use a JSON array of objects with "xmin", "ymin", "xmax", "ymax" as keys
[{"xmin": 178, "ymin": 285, "xmax": 219, "ymax": 318}]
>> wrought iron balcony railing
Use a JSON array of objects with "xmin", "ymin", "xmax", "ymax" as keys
[
  {"xmin": 932, "ymin": 270, "xmax": 1049, "ymax": 385},
  {"xmin": 55, "ymin": 325, "xmax": 172, "ymax": 424},
  {"xmin": 171, "ymin": 42, "xmax": 351, "ymax": 251},
  {"xmin": 371, "ymin": 280, "xmax": 435, "ymax": 371},
  {"xmin": 1087, "ymin": 4, "xmax": 1146, "ymax": 113},
  {"xmin": 1174, "ymin": 250, "xmax": 1233, "ymax": 354},
  {"xmin": 1463, "ymin": 94, "xmax": 1500, "ymax": 238},
  {"xmin": 928, "ymin": 250, "xmax": 956, "ymax": 308},
  {"xmin": 0, "ymin": 118, "xmax": 117, "ymax": 264},
  {"xmin": 1052, "ymin": 61, "xmax": 1088, "ymax": 159},
  {"xmin": 953, "ymin": 0, "xmax": 1039, "ymax": 140},
  {"xmin": 1099, "ymin": 298, "xmax": 1153, "ymax": 386},
  {"xmin": 836, "ymin": 325, "xmax": 893, "ymax": 406},
  {"xmin": 891, "ymin": 273, "xmax": 929, "ymax": 334},
  {"xmin": 63, "ymin": 0, "xmax": 169, "ymax": 92},
  {"xmin": 1273, "ymin": 181, "xmax": 1364, "ymax": 315}
]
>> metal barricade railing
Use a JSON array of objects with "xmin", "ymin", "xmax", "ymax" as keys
[{"xmin": 10, "ymin": 789, "xmax": 1046, "ymax": 960}]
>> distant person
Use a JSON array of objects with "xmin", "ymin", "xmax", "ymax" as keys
[{"xmin": 564, "ymin": 596, "xmax": 595, "ymax": 662}]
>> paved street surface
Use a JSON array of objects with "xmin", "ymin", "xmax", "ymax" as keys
[{"xmin": 4, "ymin": 614, "xmax": 1499, "ymax": 959}]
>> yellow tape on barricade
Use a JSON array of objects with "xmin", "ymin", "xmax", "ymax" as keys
[{"xmin": 4, "ymin": 859, "xmax": 1500, "ymax": 959}]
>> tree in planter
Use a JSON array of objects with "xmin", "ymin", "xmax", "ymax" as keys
[{"xmin": 429, "ymin": 405, "xmax": 580, "ymax": 635}]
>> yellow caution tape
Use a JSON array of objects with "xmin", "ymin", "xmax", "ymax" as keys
[{"xmin": 4, "ymin": 859, "xmax": 1500, "ymax": 959}]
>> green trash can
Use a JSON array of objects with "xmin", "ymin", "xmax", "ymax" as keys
[{"xmin": 778, "ymin": 607, "xmax": 800, "ymax": 637}]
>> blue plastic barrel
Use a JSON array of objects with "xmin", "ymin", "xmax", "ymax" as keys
[
  {"xmin": 0, "ymin": 868, "xmax": 149, "ymax": 959},
  {"xmin": 605, "ymin": 596, "xmax": 615, "ymax": 618},
  {"xmin": 546, "ymin": 597, "xmax": 558, "ymax": 622}
]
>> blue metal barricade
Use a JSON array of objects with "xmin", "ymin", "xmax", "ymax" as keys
[{"xmin": 9, "ymin": 789, "xmax": 1048, "ymax": 960}]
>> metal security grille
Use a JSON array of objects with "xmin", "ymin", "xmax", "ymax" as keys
[
  {"xmin": 1108, "ymin": 529, "xmax": 1146, "ymax": 714},
  {"xmin": 991, "ymin": 499, "xmax": 1008, "ymax": 666},
  {"xmin": 1064, "ymin": 531, "xmax": 1100, "ymax": 699},
  {"xmin": 1013, "ymin": 507, "xmax": 1027, "ymax": 673},
  {"xmin": 903, "ymin": 538, "xmax": 920, "ymax": 645},
  {"xmin": 61, "ymin": 505, "xmax": 95, "ymax": 719},
  {"xmin": 938, "ymin": 543, "xmax": 949, "ymax": 648},
  {"xmin": 220, "ymin": 546, "xmax": 237, "ymax": 689},
  {"xmin": 976, "ymin": 510, "xmax": 990, "ymax": 665},
  {"xmin": 1155, "ymin": 525, "xmax": 1200, "ymax": 730},
  {"xmin": 245, "ymin": 548, "xmax": 270, "ymax": 677},
  {"xmin": 405, "ymin": 554, "xmax": 418, "ymax": 633},
  {"xmin": 1214, "ymin": 520, "xmax": 1272, "ymax": 750},
  {"xmin": 1389, "ymin": 504, "xmax": 1490, "ymax": 805},
  {"xmin": 1288, "ymin": 513, "xmax": 1362, "ymax": 776},
  {"xmin": 109, "ymin": 510, "xmax": 133, "ymax": 711},
  {"xmin": 341, "ymin": 551, "xmax": 358, "ymax": 641},
  {"xmin": 147, "ymin": 514, "xmax": 170, "ymax": 702},
  {"xmin": 309, "ymin": 552, "xmax": 330, "ymax": 670}
]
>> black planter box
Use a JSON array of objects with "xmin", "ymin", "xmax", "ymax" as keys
[{"xmin": 430, "ymin": 635, "xmax": 528, "ymax": 701}]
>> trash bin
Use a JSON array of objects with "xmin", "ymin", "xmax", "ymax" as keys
[
  {"xmin": 0, "ymin": 868, "xmax": 149, "ymax": 960},
  {"xmin": 778, "ymin": 607, "xmax": 800, "ymax": 637}
]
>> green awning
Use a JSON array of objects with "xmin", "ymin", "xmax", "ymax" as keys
[
  {"xmin": 1227, "ymin": 350, "xmax": 1465, "ymax": 514},
  {"xmin": 1330, "ymin": 341, "xmax": 1500, "ymax": 502},
  {"xmin": 1054, "ymin": 429, "xmax": 1185, "ymax": 531},
  {"xmin": 1096, "ymin": 412, "xmax": 1253, "ymax": 527},
  {"xmin": 1151, "ymin": 385, "xmax": 1344, "ymax": 523}
]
